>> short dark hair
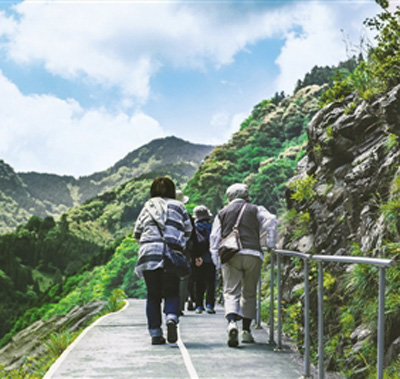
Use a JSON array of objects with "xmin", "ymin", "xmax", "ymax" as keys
[{"xmin": 150, "ymin": 177, "xmax": 176, "ymax": 199}]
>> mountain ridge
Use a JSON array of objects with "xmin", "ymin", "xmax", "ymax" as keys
[{"xmin": 0, "ymin": 136, "xmax": 214, "ymax": 234}]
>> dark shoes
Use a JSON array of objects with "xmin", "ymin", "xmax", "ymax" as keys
[
  {"xmin": 167, "ymin": 320, "xmax": 178, "ymax": 343},
  {"xmin": 206, "ymin": 305, "xmax": 216, "ymax": 314},
  {"xmin": 151, "ymin": 336, "xmax": 166, "ymax": 345}
]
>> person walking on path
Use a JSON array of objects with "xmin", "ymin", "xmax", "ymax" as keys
[
  {"xmin": 192, "ymin": 205, "xmax": 216, "ymax": 315},
  {"xmin": 134, "ymin": 177, "xmax": 192, "ymax": 345},
  {"xmin": 210, "ymin": 183, "xmax": 277, "ymax": 347},
  {"xmin": 175, "ymin": 190, "xmax": 196, "ymax": 315}
]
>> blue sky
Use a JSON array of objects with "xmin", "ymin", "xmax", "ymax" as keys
[{"xmin": 0, "ymin": 0, "xmax": 388, "ymax": 177}]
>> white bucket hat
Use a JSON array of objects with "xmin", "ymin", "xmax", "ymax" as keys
[{"xmin": 176, "ymin": 190, "xmax": 189, "ymax": 204}]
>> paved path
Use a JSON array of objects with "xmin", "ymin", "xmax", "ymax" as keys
[{"xmin": 45, "ymin": 299, "xmax": 304, "ymax": 379}]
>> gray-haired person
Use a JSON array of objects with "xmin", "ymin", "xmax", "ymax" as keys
[{"xmin": 210, "ymin": 183, "xmax": 277, "ymax": 347}]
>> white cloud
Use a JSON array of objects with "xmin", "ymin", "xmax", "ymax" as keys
[
  {"xmin": 205, "ymin": 111, "xmax": 247, "ymax": 146},
  {"xmin": 0, "ymin": 71, "xmax": 164, "ymax": 176},
  {"xmin": 0, "ymin": 1, "xmax": 293, "ymax": 103},
  {"xmin": 229, "ymin": 112, "xmax": 247, "ymax": 136},
  {"xmin": 389, "ymin": 0, "xmax": 400, "ymax": 12},
  {"xmin": 274, "ymin": 2, "xmax": 380, "ymax": 94},
  {"xmin": 0, "ymin": 10, "xmax": 17, "ymax": 36},
  {"xmin": 211, "ymin": 112, "xmax": 230, "ymax": 128}
]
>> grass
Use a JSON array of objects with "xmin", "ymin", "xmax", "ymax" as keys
[{"xmin": 0, "ymin": 292, "xmax": 126, "ymax": 379}]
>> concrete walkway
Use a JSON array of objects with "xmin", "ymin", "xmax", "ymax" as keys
[{"xmin": 45, "ymin": 299, "xmax": 304, "ymax": 379}]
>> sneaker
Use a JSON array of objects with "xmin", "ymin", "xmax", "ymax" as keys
[
  {"xmin": 187, "ymin": 300, "xmax": 195, "ymax": 311},
  {"xmin": 151, "ymin": 336, "xmax": 166, "ymax": 345},
  {"xmin": 241, "ymin": 330, "xmax": 255, "ymax": 343},
  {"xmin": 227, "ymin": 321, "xmax": 239, "ymax": 347},
  {"xmin": 166, "ymin": 320, "xmax": 178, "ymax": 343},
  {"xmin": 206, "ymin": 305, "xmax": 216, "ymax": 314},
  {"xmin": 195, "ymin": 307, "xmax": 203, "ymax": 314}
]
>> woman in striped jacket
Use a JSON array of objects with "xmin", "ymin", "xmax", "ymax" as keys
[{"xmin": 134, "ymin": 177, "xmax": 192, "ymax": 345}]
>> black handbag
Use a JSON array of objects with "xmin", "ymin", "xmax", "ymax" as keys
[
  {"xmin": 218, "ymin": 204, "xmax": 247, "ymax": 264},
  {"xmin": 152, "ymin": 219, "xmax": 191, "ymax": 278},
  {"xmin": 163, "ymin": 243, "xmax": 191, "ymax": 278}
]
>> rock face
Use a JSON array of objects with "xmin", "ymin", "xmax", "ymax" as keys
[
  {"xmin": 281, "ymin": 84, "xmax": 400, "ymax": 374},
  {"xmin": 0, "ymin": 301, "xmax": 106, "ymax": 370},
  {"xmin": 284, "ymin": 85, "xmax": 400, "ymax": 257}
]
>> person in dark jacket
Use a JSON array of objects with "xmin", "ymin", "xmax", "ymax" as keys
[
  {"xmin": 175, "ymin": 190, "xmax": 196, "ymax": 315},
  {"xmin": 134, "ymin": 177, "xmax": 192, "ymax": 345},
  {"xmin": 210, "ymin": 183, "xmax": 277, "ymax": 347},
  {"xmin": 192, "ymin": 205, "xmax": 216, "ymax": 314}
]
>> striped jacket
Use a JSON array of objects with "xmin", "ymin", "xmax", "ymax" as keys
[{"xmin": 134, "ymin": 197, "xmax": 192, "ymax": 278}]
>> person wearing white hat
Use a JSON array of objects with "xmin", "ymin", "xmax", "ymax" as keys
[
  {"xmin": 210, "ymin": 183, "xmax": 278, "ymax": 347},
  {"xmin": 176, "ymin": 190, "xmax": 189, "ymax": 204}
]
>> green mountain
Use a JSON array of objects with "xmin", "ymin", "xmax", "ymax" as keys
[
  {"xmin": 0, "ymin": 136, "xmax": 213, "ymax": 352},
  {"xmin": 3, "ymin": 8, "xmax": 400, "ymax": 374},
  {"xmin": 0, "ymin": 136, "xmax": 214, "ymax": 234},
  {"xmin": 185, "ymin": 84, "xmax": 324, "ymax": 214}
]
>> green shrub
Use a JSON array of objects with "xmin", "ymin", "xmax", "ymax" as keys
[{"xmin": 288, "ymin": 175, "xmax": 317, "ymax": 202}]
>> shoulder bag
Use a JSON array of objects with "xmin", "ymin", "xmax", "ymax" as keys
[
  {"xmin": 152, "ymin": 217, "xmax": 191, "ymax": 278},
  {"xmin": 218, "ymin": 203, "xmax": 247, "ymax": 264}
]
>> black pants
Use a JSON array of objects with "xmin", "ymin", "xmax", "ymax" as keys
[
  {"xmin": 194, "ymin": 262, "xmax": 216, "ymax": 309},
  {"xmin": 143, "ymin": 269, "xmax": 180, "ymax": 333}
]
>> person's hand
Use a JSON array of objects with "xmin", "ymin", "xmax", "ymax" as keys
[{"xmin": 195, "ymin": 257, "xmax": 203, "ymax": 267}]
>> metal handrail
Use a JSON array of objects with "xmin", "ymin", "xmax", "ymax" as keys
[
  {"xmin": 268, "ymin": 249, "xmax": 395, "ymax": 379},
  {"xmin": 273, "ymin": 249, "xmax": 312, "ymax": 378}
]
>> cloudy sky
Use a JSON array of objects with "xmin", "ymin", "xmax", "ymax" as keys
[{"xmin": 0, "ymin": 0, "xmax": 386, "ymax": 177}]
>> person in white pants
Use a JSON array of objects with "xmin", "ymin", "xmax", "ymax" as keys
[{"xmin": 210, "ymin": 183, "xmax": 277, "ymax": 347}]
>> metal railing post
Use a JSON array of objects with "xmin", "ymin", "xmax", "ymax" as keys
[
  {"xmin": 267, "ymin": 251, "xmax": 394, "ymax": 378},
  {"xmin": 256, "ymin": 276, "xmax": 262, "ymax": 329},
  {"xmin": 318, "ymin": 261, "xmax": 324, "ymax": 379},
  {"xmin": 276, "ymin": 253, "xmax": 282, "ymax": 350},
  {"xmin": 303, "ymin": 258, "xmax": 311, "ymax": 378},
  {"xmin": 269, "ymin": 251, "xmax": 275, "ymax": 344},
  {"xmin": 377, "ymin": 267, "xmax": 386, "ymax": 379}
]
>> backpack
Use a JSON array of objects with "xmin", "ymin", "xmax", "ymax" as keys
[{"xmin": 194, "ymin": 223, "xmax": 210, "ymax": 257}]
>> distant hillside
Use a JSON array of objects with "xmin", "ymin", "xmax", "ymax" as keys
[
  {"xmin": 0, "ymin": 160, "xmax": 49, "ymax": 231},
  {"xmin": 0, "ymin": 136, "xmax": 213, "ymax": 234},
  {"xmin": 0, "ymin": 156, "xmax": 202, "ymax": 347},
  {"xmin": 185, "ymin": 84, "xmax": 325, "ymax": 214}
]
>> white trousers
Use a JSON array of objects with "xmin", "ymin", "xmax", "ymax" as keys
[{"xmin": 221, "ymin": 253, "xmax": 262, "ymax": 320}]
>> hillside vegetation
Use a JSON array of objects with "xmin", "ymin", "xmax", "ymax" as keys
[
  {"xmin": 1, "ymin": 4, "xmax": 399, "ymax": 377},
  {"xmin": 0, "ymin": 140, "xmax": 207, "ymax": 353},
  {"xmin": 0, "ymin": 137, "xmax": 213, "ymax": 234},
  {"xmin": 185, "ymin": 85, "xmax": 322, "ymax": 213},
  {"xmin": 278, "ymin": 7, "xmax": 400, "ymax": 378}
]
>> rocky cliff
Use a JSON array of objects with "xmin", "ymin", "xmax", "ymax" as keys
[{"xmin": 281, "ymin": 84, "xmax": 400, "ymax": 376}]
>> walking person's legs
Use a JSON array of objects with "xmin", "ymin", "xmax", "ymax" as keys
[
  {"xmin": 187, "ymin": 273, "xmax": 196, "ymax": 310},
  {"xmin": 221, "ymin": 254, "xmax": 244, "ymax": 347},
  {"xmin": 179, "ymin": 276, "xmax": 189, "ymax": 314},
  {"xmin": 143, "ymin": 269, "xmax": 165, "ymax": 345},
  {"xmin": 195, "ymin": 265, "xmax": 206, "ymax": 313},
  {"xmin": 204, "ymin": 263, "xmax": 216, "ymax": 313},
  {"xmin": 163, "ymin": 271, "xmax": 180, "ymax": 343},
  {"xmin": 240, "ymin": 256, "xmax": 262, "ymax": 343}
]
